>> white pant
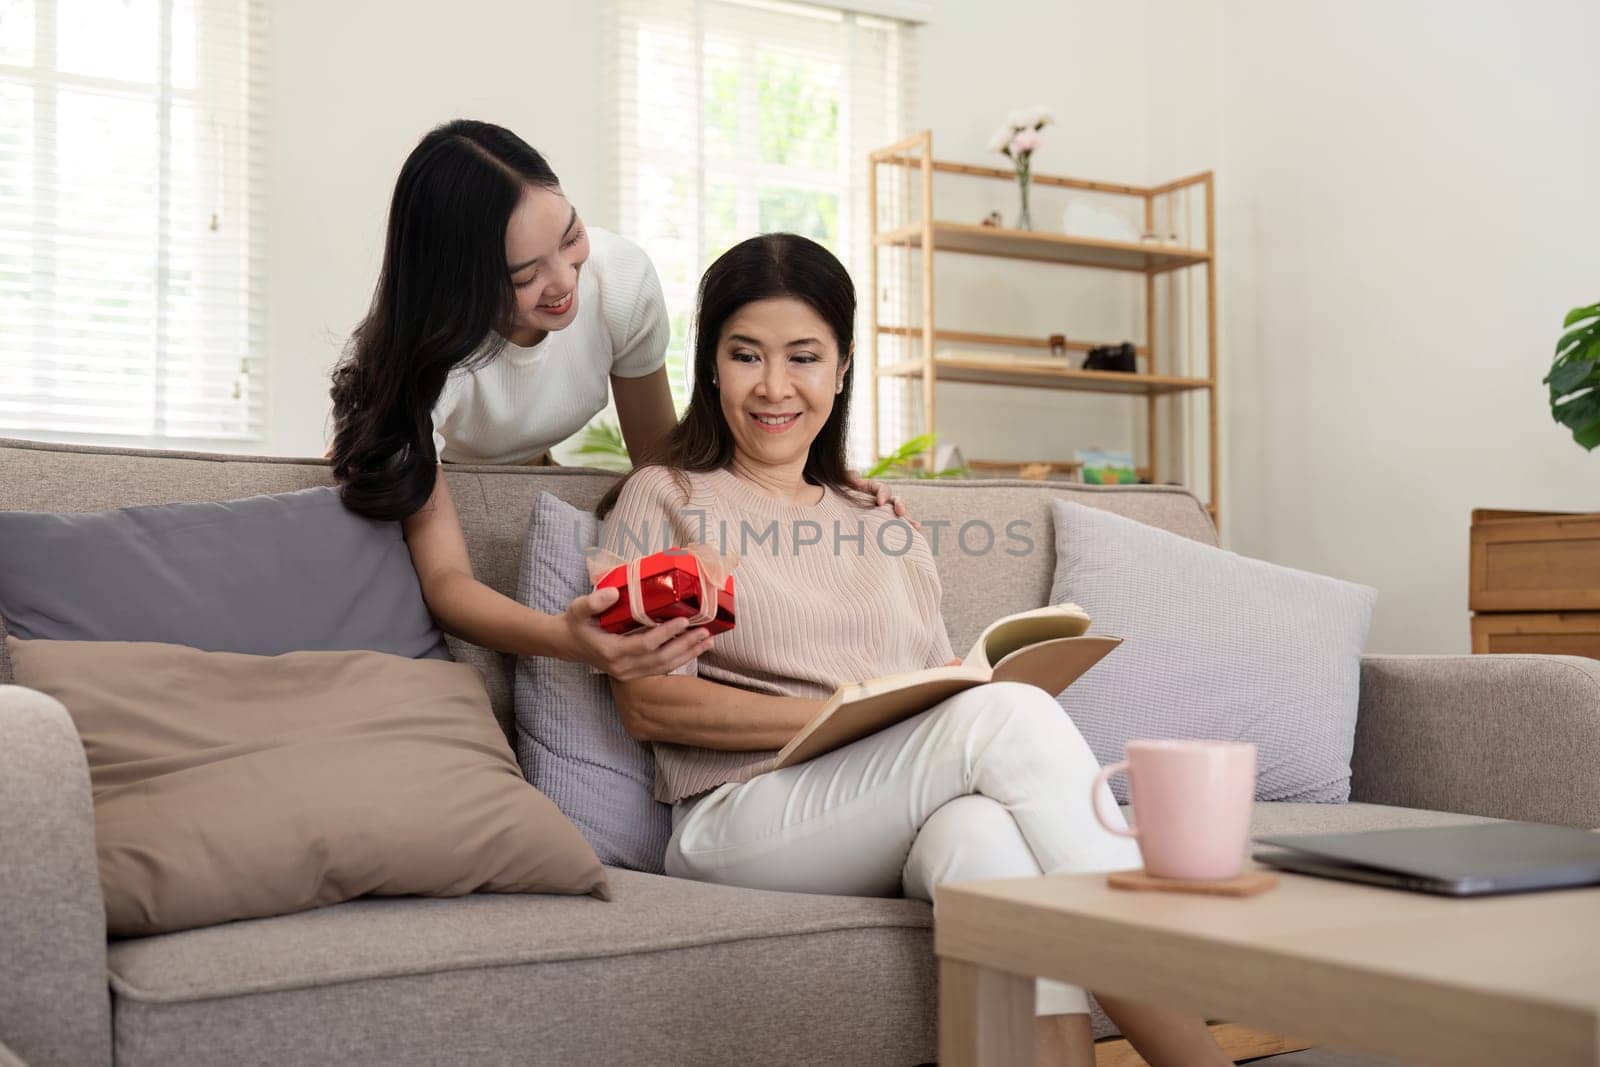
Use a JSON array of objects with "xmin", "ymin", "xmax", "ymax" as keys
[{"xmin": 664, "ymin": 681, "xmax": 1141, "ymax": 1015}]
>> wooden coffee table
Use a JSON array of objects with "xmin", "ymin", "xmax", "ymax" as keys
[{"xmin": 935, "ymin": 865, "xmax": 1600, "ymax": 1066}]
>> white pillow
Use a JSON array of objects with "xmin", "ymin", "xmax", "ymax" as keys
[{"xmin": 1050, "ymin": 500, "xmax": 1377, "ymax": 803}]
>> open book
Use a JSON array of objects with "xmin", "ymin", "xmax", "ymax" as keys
[{"xmin": 774, "ymin": 604, "xmax": 1121, "ymax": 769}]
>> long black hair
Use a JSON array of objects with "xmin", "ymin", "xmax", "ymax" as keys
[
  {"xmin": 596, "ymin": 233, "xmax": 870, "ymax": 519},
  {"xmin": 329, "ymin": 120, "xmax": 560, "ymax": 521}
]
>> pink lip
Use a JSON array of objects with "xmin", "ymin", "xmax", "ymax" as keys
[
  {"xmin": 749, "ymin": 412, "xmax": 800, "ymax": 434},
  {"xmin": 538, "ymin": 291, "xmax": 574, "ymax": 314}
]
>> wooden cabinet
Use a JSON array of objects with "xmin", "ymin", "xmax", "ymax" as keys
[
  {"xmin": 1470, "ymin": 509, "xmax": 1600, "ymax": 658},
  {"xmin": 1471, "ymin": 613, "xmax": 1600, "ymax": 657}
]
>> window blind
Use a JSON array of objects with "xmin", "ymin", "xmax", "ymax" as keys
[
  {"xmin": 607, "ymin": 0, "xmax": 916, "ymax": 466},
  {"xmin": 0, "ymin": 0, "xmax": 269, "ymax": 445}
]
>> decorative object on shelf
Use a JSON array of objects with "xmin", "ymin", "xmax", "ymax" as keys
[
  {"xmin": 1544, "ymin": 299, "xmax": 1600, "ymax": 450},
  {"xmin": 980, "ymin": 210, "xmax": 1003, "ymax": 228},
  {"xmin": 1083, "ymin": 342, "xmax": 1137, "ymax": 373},
  {"xmin": 987, "ymin": 106, "xmax": 1053, "ymax": 231},
  {"xmin": 1075, "ymin": 448, "xmax": 1138, "ymax": 485},
  {"xmin": 936, "ymin": 346, "xmax": 1038, "ymax": 365},
  {"xmin": 1048, "ymin": 333, "xmax": 1068, "ymax": 359},
  {"xmin": 1018, "ymin": 462, "xmax": 1053, "ymax": 482},
  {"xmin": 1064, "ymin": 200, "xmax": 1139, "ymax": 243}
]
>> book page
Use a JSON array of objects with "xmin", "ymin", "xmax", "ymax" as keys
[
  {"xmin": 964, "ymin": 603, "xmax": 1092, "ymax": 669},
  {"xmin": 989, "ymin": 635, "xmax": 1121, "ymax": 692}
]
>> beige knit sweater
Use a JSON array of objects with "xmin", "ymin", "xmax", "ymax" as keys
[{"xmin": 600, "ymin": 465, "xmax": 955, "ymax": 803}]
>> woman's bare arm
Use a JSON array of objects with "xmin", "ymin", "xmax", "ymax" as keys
[
  {"xmin": 610, "ymin": 674, "xmax": 825, "ymax": 750},
  {"xmin": 611, "ymin": 367, "xmax": 678, "ymax": 465},
  {"xmin": 402, "ymin": 473, "xmax": 710, "ymax": 677}
]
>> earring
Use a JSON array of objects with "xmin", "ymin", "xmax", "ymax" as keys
[
  {"xmin": 835, "ymin": 380, "xmax": 844, "ymax": 394},
  {"xmin": 711, "ymin": 376, "xmax": 718, "ymax": 388}
]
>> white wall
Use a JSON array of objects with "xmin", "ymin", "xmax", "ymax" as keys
[
  {"xmin": 265, "ymin": 0, "xmax": 607, "ymax": 456},
  {"xmin": 1146, "ymin": 0, "xmax": 1600, "ymax": 652}
]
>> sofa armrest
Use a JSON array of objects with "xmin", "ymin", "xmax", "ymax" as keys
[
  {"xmin": 1351, "ymin": 655, "xmax": 1600, "ymax": 827},
  {"xmin": 0, "ymin": 686, "xmax": 110, "ymax": 1067},
  {"xmin": 0, "ymin": 1037, "xmax": 28, "ymax": 1067}
]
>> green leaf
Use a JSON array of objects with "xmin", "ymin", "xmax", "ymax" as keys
[
  {"xmin": 862, "ymin": 434, "xmax": 964, "ymax": 481},
  {"xmin": 1577, "ymin": 423, "xmax": 1600, "ymax": 451},
  {"xmin": 1563, "ymin": 303, "xmax": 1600, "ymax": 328},
  {"xmin": 1546, "ymin": 357, "xmax": 1597, "ymax": 397},
  {"xmin": 570, "ymin": 418, "xmax": 633, "ymax": 472},
  {"xmin": 1554, "ymin": 390, "xmax": 1600, "ymax": 432},
  {"xmin": 1556, "ymin": 321, "xmax": 1600, "ymax": 358}
]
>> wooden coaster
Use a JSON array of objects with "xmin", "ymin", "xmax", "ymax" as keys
[{"xmin": 1107, "ymin": 868, "xmax": 1279, "ymax": 897}]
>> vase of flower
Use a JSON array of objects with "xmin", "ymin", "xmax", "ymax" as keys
[
  {"xmin": 988, "ymin": 107, "xmax": 1053, "ymax": 231},
  {"xmin": 1014, "ymin": 154, "xmax": 1035, "ymax": 231}
]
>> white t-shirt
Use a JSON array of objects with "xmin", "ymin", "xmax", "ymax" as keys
[{"xmin": 430, "ymin": 226, "xmax": 669, "ymax": 465}]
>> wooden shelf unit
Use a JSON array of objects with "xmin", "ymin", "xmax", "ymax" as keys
[
  {"xmin": 873, "ymin": 221, "xmax": 1210, "ymax": 273},
  {"xmin": 867, "ymin": 129, "xmax": 1219, "ymax": 521},
  {"xmin": 878, "ymin": 357, "xmax": 1212, "ymax": 396}
]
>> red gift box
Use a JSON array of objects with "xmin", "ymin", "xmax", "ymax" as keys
[{"xmin": 593, "ymin": 548, "xmax": 736, "ymax": 636}]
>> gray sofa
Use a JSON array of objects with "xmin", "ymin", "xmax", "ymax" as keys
[{"xmin": 3, "ymin": 436, "xmax": 1599, "ymax": 1067}]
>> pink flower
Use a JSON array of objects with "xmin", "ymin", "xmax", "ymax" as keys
[{"xmin": 1009, "ymin": 129, "xmax": 1042, "ymax": 155}]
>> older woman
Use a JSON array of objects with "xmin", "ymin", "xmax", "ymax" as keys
[{"xmin": 595, "ymin": 234, "xmax": 1228, "ymax": 1067}]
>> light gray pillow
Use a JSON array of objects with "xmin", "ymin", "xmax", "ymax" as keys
[
  {"xmin": 1049, "ymin": 499, "xmax": 1377, "ymax": 803},
  {"xmin": 0, "ymin": 486, "xmax": 447, "ymax": 660},
  {"xmin": 513, "ymin": 491, "xmax": 671, "ymax": 872}
]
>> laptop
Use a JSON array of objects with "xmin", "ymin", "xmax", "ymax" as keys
[{"xmin": 1253, "ymin": 821, "xmax": 1600, "ymax": 896}]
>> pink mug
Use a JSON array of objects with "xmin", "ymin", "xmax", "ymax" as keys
[{"xmin": 1090, "ymin": 740, "xmax": 1257, "ymax": 881}]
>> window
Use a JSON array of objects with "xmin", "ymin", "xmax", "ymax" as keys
[
  {"xmin": 0, "ymin": 0, "xmax": 268, "ymax": 446},
  {"xmin": 609, "ymin": 0, "xmax": 916, "ymax": 466}
]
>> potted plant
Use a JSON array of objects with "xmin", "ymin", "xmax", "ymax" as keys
[
  {"xmin": 570, "ymin": 417, "xmax": 634, "ymax": 472},
  {"xmin": 862, "ymin": 434, "xmax": 967, "ymax": 480},
  {"xmin": 1545, "ymin": 300, "xmax": 1600, "ymax": 450}
]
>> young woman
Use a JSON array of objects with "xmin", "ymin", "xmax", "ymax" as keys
[
  {"xmin": 595, "ymin": 234, "xmax": 1230, "ymax": 1067},
  {"xmin": 328, "ymin": 120, "xmax": 704, "ymax": 677},
  {"xmin": 329, "ymin": 120, "xmax": 905, "ymax": 679}
]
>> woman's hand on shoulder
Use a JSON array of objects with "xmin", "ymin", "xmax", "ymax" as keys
[
  {"xmin": 848, "ymin": 473, "xmax": 918, "ymax": 530},
  {"xmin": 556, "ymin": 586, "xmax": 713, "ymax": 680}
]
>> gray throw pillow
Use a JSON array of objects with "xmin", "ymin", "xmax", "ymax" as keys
[
  {"xmin": 0, "ymin": 486, "xmax": 447, "ymax": 660},
  {"xmin": 513, "ymin": 491, "xmax": 671, "ymax": 872},
  {"xmin": 1049, "ymin": 499, "xmax": 1377, "ymax": 803}
]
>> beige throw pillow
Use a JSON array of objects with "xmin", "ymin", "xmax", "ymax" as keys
[{"xmin": 8, "ymin": 637, "xmax": 610, "ymax": 937}]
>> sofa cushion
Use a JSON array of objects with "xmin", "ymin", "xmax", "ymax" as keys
[
  {"xmin": 514, "ymin": 492, "xmax": 671, "ymax": 872},
  {"xmin": 9, "ymin": 637, "xmax": 610, "ymax": 937},
  {"xmin": 0, "ymin": 485, "xmax": 448, "ymax": 660},
  {"xmin": 0, "ymin": 438, "xmax": 627, "ymax": 739},
  {"xmin": 1051, "ymin": 499, "xmax": 1377, "ymax": 804},
  {"xmin": 889, "ymin": 479, "xmax": 1217, "ymax": 655},
  {"xmin": 105, "ymin": 868, "xmax": 938, "ymax": 1066}
]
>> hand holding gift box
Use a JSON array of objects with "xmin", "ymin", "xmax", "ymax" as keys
[{"xmin": 583, "ymin": 544, "xmax": 738, "ymax": 636}]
